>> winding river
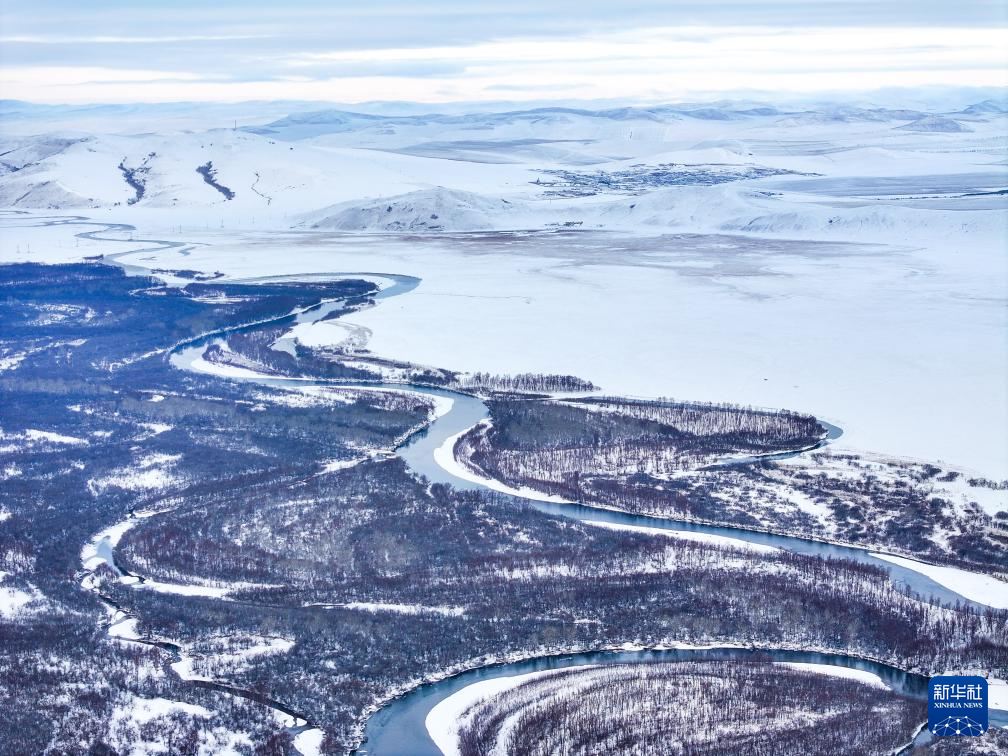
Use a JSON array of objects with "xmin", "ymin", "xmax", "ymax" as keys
[
  {"xmin": 7, "ymin": 212, "xmax": 1003, "ymax": 754},
  {"xmin": 359, "ymin": 646, "xmax": 932, "ymax": 755},
  {"xmin": 165, "ymin": 272, "xmax": 1006, "ymax": 754}
]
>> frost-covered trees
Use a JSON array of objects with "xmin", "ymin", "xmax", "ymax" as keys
[{"xmin": 457, "ymin": 661, "xmax": 924, "ymax": 756}]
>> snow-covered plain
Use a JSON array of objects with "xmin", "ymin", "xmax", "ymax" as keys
[
  {"xmin": 2, "ymin": 104, "xmax": 1005, "ymax": 476},
  {"xmin": 4, "ymin": 101, "xmax": 1003, "ymax": 477}
]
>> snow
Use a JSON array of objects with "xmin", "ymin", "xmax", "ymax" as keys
[
  {"xmin": 929, "ymin": 474, "xmax": 1008, "ymax": 519},
  {"xmin": 320, "ymin": 458, "xmax": 367, "ymax": 473},
  {"xmin": 3, "ymin": 98, "xmax": 1004, "ymax": 753},
  {"xmin": 775, "ymin": 485, "xmax": 833, "ymax": 522},
  {"xmin": 53, "ymin": 186, "xmax": 1002, "ymax": 480},
  {"xmin": 0, "ymin": 577, "xmax": 43, "ymax": 618},
  {"xmin": 282, "ymin": 319, "xmax": 366, "ymax": 350},
  {"xmin": 171, "ymin": 636, "xmax": 295, "ymax": 682},
  {"xmin": 93, "ymin": 467, "xmax": 177, "ymax": 492},
  {"xmin": 582, "ymin": 519, "xmax": 780, "ymax": 554},
  {"xmin": 426, "ymin": 667, "xmax": 584, "ymax": 756},
  {"xmin": 870, "ymin": 553, "xmax": 1008, "ymax": 609},
  {"xmin": 89, "ymin": 453, "xmax": 182, "ymax": 493},
  {"xmin": 80, "ymin": 519, "xmax": 139, "ymax": 571},
  {"xmin": 292, "ymin": 728, "xmax": 325, "ymax": 756},
  {"xmin": 0, "ymin": 355, "xmax": 25, "ymax": 372},
  {"xmin": 184, "ymin": 345, "xmax": 455, "ymax": 428},
  {"xmin": 433, "ymin": 423, "xmax": 572, "ymax": 503},
  {"xmin": 106, "ymin": 694, "xmax": 250, "ymax": 756},
  {"xmin": 113, "ymin": 696, "xmax": 212, "ymax": 726},
  {"xmin": 342, "ymin": 227, "xmax": 1005, "ymax": 479},
  {"xmin": 140, "ymin": 422, "xmax": 173, "ymax": 436},
  {"xmin": 24, "ymin": 428, "xmax": 85, "ymax": 444},
  {"xmin": 0, "ymin": 427, "xmax": 89, "ymax": 449},
  {"xmin": 107, "ymin": 614, "xmax": 141, "ymax": 640},
  {"xmin": 81, "ymin": 513, "xmax": 263, "ymax": 599},
  {"xmin": 187, "ymin": 354, "xmax": 291, "ymax": 381},
  {"xmin": 775, "ymin": 662, "xmax": 889, "ymax": 689},
  {"xmin": 319, "ymin": 601, "xmax": 466, "ymax": 617},
  {"xmin": 18, "ymin": 108, "xmax": 976, "ymax": 473}
]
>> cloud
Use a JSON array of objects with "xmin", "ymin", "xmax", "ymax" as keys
[
  {"xmin": 1, "ymin": 66, "xmax": 206, "ymax": 87},
  {"xmin": 0, "ymin": 34, "xmax": 273, "ymax": 44},
  {"xmin": 1, "ymin": 4, "xmax": 1004, "ymax": 104}
]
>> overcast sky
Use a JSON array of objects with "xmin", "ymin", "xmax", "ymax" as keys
[{"xmin": 1, "ymin": 1, "xmax": 1006, "ymax": 104}]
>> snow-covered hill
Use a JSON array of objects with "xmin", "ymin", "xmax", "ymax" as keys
[
  {"xmin": 306, "ymin": 188, "xmax": 522, "ymax": 232},
  {"xmin": 896, "ymin": 115, "xmax": 971, "ymax": 132},
  {"xmin": 0, "ymin": 99, "xmax": 1004, "ymax": 242}
]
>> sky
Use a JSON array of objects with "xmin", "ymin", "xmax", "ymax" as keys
[{"xmin": 0, "ymin": 1, "xmax": 1006, "ymax": 104}]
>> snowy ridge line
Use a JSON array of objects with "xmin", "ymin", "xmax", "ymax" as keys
[
  {"xmin": 349, "ymin": 638, "xmax": 931, "ymax": 756},
  {"xmin": 434, "ymin": 416, "xmax": 1008, "ymax": 606}
]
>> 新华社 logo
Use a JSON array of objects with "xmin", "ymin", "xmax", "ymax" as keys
[{"xmin": 929, "ymin": 675, "xmax": 988, "ymax": 736}]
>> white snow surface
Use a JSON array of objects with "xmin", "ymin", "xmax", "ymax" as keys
[
  {"xmin": 170, "ymin": 636, "xmax": 295, "ymax": 682},
  {"xmin": 0, "ymin": 573, "xmax": 45, "ymax": 619},
  {"xmin": 133, "ymin": 578, "xmax": 233, "ymax": 599},
  {"xmin": 582, "ymin": 519, "xmax": 780, "ymax": 554},
  {"xmin": 869, "ymin": 553, "xmax": 1008, "ymax": 609},
  {"xmin": 775, "ymin": 662, "xmax": 889, "ymax": 689},
  {"xmin": 426, "ymin": 667, "xmax": 584, "ymax": 756},
  {"xmin": 2, "ymin": 106, "xmax": 1006, "ymax": 476},
  {"xmin": 292, "ymin": 729, "xmax": 325, "ymax": 756},
  {"xmin": 80, "ymin": 519, "xmax": 139, "ymax": 571},
  {"xmin": 112, "ymin": 696, "xmax": 212, "ymax": 727},
  {"xmin": 340, "ymin": 601, "xmax": 465, "ymax": 617},
  {"xmin": 106, "ymin": 694, "xmax": 254, "ymax": 756},
  {"xmin": 433, "ymin": 424, "xmax": 572, "ymax": 503}
]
